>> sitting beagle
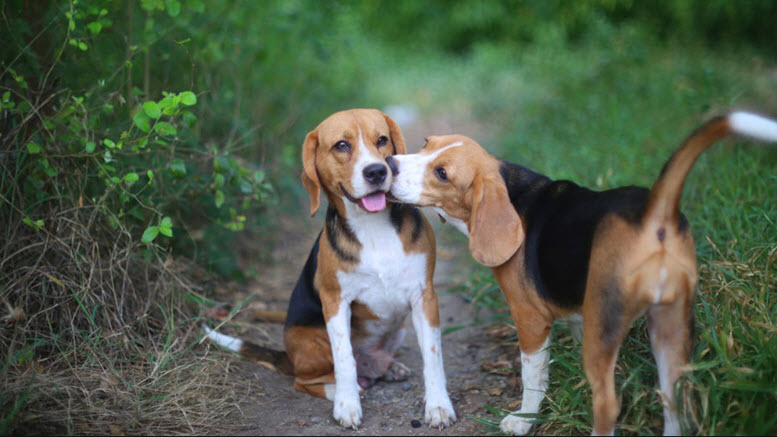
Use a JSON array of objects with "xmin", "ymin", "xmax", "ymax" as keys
[
  {"xmin": 387, "ymin": 112, "xmax": 777, "ymax": 435},
  {"xmin": 207, "ymin": 109, "xmax": 456, "ymax": 430}
]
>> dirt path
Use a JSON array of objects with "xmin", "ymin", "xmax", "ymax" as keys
[{"xmin": 209, "ymin": 215, "xmax": 518, "ymax": 436}]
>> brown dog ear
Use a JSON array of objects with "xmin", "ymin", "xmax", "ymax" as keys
[
  {"xmin": 300, "ymin": 129, "xmax": 321, "ymax": 217},
  {"xmin": 384, "ymin": 114, "xmax": 406, "ymax": 155},
  {"xmin": 468, "ymin": 175, "xmax": 524, "ymax": 267}
]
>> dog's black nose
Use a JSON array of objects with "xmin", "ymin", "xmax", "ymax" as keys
[
  {"xmin": 363, "ymin": 163, "xmax": 388, "ymax": 185},
  {"xmin": 386, "ymin": 156, "xmax": 398, "ymax": 176}
]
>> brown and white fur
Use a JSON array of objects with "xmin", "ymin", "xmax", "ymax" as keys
[
  {"xmin": 206, "ymin": 109, "xmax": 456, "ymax": 430},
  {"xmin": 387, "ymin": 111, "xmax": 777, "ymax": 435}
]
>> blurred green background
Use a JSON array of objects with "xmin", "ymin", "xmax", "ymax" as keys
[{"xmin": 2, "ymin": 0, "xmax": 776, "ymax": 435}]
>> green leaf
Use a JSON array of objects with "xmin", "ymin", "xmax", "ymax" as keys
[
  {"xmin": 87, "ymin": 22, "xmax": 102, "ymax": 34},
  {"xmin": 85, "ymin": 141, "xmax": 96, "ymax": 153},
  {"xmin": 142, "ymin": 226, "xmax": 159, "ymax": 244},
  {"xmin": 147, "ymin": 170, "xmax": 154, "ymax": 182},
  {"xmin": 159, "ymin": 216, "xmax": 173, "ymax": 238},
  {"xmin": 22, "ymin": 217, "xmax": 44, "ymax": 231},
  {"xmin": 104, "ymin": 138, "xmax": 116, "ymax": 149},
  {"xmin": 26, "ymin": 142, "xmax": 42, "ymax": 154},
  {"xmin": 158, "ymin": 95, "xmax": 175, "ymax": 109},
  {"xmin": 142, "ymin": 101, "xmax": 162, "ymax": 119},
  {"xmin": 169, "ymin": 160, "xmax": 187, "ymax": 178},
  {"xmin": 124, "ymin": 172, "xmax": 139, "ymax": 184},
  {"xmin": 214, "ymin": 190, "xmax": 225, "ymax": 208},
  {"xmin": 133, "ymin": 111, "xmax": 151, "ymax": 133},
  {"xmin": 213, "ymin": 173, "xmax": 225, "ymax": 188},
  {"xmin": 153, "ymin": 121, "xmax": 177, "ymax": 136},
  {"xmin": 78, "ymin": 41, "xmax": 88, "ymax": 51},
  {"xmin": 180, "ymin": 91, "xmax": 197, "ymax": 106}
]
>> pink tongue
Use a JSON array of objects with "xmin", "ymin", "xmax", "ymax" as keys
[{"xmin": 360, "ymin": 192, "xmax": 387, "ymax": 212}]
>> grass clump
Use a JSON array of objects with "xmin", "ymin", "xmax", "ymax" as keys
[{"xmin": 0, "ymin": 192, "xmax": 244, "ymax": 434}]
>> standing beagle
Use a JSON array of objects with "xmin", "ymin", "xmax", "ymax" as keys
[
  {"xmin": 207, "ymin": 109, "xmax": 456, "ymax": 430},
  {"xmin": 387, "ymin": 112, "xmax": 777, "ymax": 435}
]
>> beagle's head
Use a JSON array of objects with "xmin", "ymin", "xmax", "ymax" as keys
[
  {"xmin": 301, "ymin": 108, "xmax": 406, "ymax": 217},
  {"xmin": 389, "ymin": 135, "xmax": 524, "ymax": 267}
]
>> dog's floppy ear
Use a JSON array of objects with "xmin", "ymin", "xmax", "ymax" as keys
[
  {"xmin": 384, "ymin": 114, "xmax": 406, "ymax": 155},
  {"xmin": 468, "ymin": 174, "xmax": 524, "ymax": 267},
  {"xmin": 301, "ymin": 129, "xmax": 321, "ymax": 217}
]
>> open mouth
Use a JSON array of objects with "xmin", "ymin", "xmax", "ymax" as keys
[{"xmin": 340, "ymin": 185, "xmax": 387, "ymax": 213}]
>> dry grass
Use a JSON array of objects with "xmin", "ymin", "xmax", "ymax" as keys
[{"xmin": 0, "ymin": 164, "xmax": 245, "ymax": 435}]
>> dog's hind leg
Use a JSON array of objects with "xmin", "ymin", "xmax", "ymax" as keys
[
  {"xmin": 284, "ymin": 326, "xmax": 336, "ymax": 399},
  {"xmin": 381, "ymin": 327, "xmax": 412, "ymax": 382},
  {"xmin": 581, "ymin": 274, "xmax": 642, "ymax": 436},
  {"xmin": 647, "ymin": 290, "xmax": 694, "ymax": 436}
]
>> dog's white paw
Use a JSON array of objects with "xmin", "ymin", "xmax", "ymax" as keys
[
  {"xmin": 425, "ymin": 398, "xmax": 457, "ymax": 429},
  {"xmin": 383, "ymin": 361, "xmax": 412, "ymax": 381},
  {"xmin": 500, "ymin": 413, "xmax": 534, "ymax": 435},
  {"xmin": 333, "ymin": 394, "xmax": 362, "ymax": 429}
]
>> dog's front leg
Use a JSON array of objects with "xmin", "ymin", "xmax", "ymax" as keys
[
  {"xmin": 411, "ymin": 285, "xmax": 456, "ymax": 429},
  {"xmin": 324, "ymin": 297, "xmax": 362, "ymax": 429},
  {"xmin": 500, "ymin": 335, "xmax": 551, "ymax": 435}
]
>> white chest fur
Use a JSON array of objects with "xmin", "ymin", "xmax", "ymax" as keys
[{"xmin": 338, "ymin": 203, "xmax": 428, "ymax": 322}]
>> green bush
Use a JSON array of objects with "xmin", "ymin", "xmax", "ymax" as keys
[{"xmin": 0, "ymin": 0, "xmax": 380, "ymax": 277}]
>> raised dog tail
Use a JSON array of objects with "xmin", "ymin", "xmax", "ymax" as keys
[
  {"xmin": 203, "ymin": 325, "xmax": 293, "ymax": 375},
  {"xmin": 643, "ymin": 111, "xmax": 777, "ymax": 230}
]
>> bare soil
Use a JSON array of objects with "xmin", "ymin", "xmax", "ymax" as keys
[{"xmin": 207, "ymin": 215, "xmax": 520, "ymax": 436}]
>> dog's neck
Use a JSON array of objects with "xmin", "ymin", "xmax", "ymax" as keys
[
  {"xmin": 324, "ymin": 200, "xmax": 394, "ymax": 244},
  {"xmin": 498, "ymin": 160, "xmax": 552, "ymax": 215}
]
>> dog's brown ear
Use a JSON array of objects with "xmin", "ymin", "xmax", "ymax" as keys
[
  {"xmin": 468, "ymin": 175, "xmax": 524, "ymax": 267},
  {"xmin": 384, "ymin": 114, "xmax": 406, "ymax": 155},
  {"xmin": 301, "ymin": 129, "xmax": 321, "ymax": 216}
]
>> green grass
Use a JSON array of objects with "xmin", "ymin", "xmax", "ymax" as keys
[{"xmin": 357, "ymin": 21, "xmax": 777, "ymax": 436}]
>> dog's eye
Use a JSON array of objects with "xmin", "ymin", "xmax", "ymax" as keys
[
  {"xmin": 333, "ymin": 140, "xmax": 351, "ymax": 152},
  {"xmin": 434, "ymin": 167, "xmax": 448, "ymax": 182},
  {"xmin": 376, "ymin": 136, "xmax": 388, "ymax": 147}
]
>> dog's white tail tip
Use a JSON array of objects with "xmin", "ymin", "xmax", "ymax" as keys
[
  {"xmin": 729, "ymin": 111, "xmax": 777, "ymax": 142},
  {"xmin": 203, "ymin": 324, "xmax": 243, "ymax": 352}
]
